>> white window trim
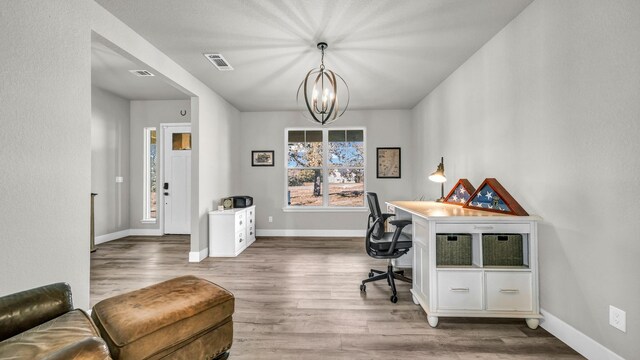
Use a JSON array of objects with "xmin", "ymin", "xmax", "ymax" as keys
[
  {"xmin": 141, "ymin": 127, "xmax": 157, "ymax": 223},
  {"xmin": 284, "ymin": 127, "xmax": 367, "ymax": 212}
]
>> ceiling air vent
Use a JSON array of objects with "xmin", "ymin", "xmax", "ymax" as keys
[
  {"xmin": 129, "ymin": 70, "xmax": 155, "ymax": 77},
  {"xmin": 204, "ymin": 53, "xmax": 234, "ymax": 71}
]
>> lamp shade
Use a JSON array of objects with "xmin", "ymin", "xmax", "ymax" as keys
[{"xmin": 428, "ymin": 157, "xmax": 446, "ymax": 183}]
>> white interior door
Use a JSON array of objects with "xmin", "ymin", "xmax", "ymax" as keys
[{"xmin": 163, "ymin": 125, "xmax": 191, "ymax": 234}]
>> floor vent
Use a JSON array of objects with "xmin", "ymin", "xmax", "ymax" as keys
[
  {"xmin": 203, "ymin": 53, "xmax": 234, "ymax": 71},
  {"xmin": 129, "ymin": 70, "xmax": 155, "ymax": 77}
]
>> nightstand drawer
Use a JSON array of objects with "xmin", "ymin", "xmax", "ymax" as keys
[
  {"xmin": 485, "ymin": 272, "xmax": 532, "ymax": 312},
  {"xmin": 437, "ymin": 270, "xmax": 483, "ymax": 310},
  {"xmin": 235, "ymin": 211, "xmax": 245, "ymax": 231}
]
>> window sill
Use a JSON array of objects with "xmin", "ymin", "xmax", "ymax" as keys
[
  {"xmin": 282, "ymin": 207, "xmax": 368, "ymax": 213},
  {"xmin": 140, "ymin": 219, "xmax": 157, "ymax": 224}
]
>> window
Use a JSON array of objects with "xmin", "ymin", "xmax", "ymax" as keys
[
  {"xmin": 142, "ymin": 127, "xmax": 157, "ymax": 222},
  {"xmin": 286, "ymin": 128, "xmax": 365, "ymax": 208}
]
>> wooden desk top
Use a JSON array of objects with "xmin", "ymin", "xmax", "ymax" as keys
[{"xmin": 388, "ymin": 201, "xmax": 541, "ymax": 221}]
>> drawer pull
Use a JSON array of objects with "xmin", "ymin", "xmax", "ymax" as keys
[
  {"xmin": 239, "ymin": 221, "xmax": 243, "ymax": 225},
  {"xmin": 474, "ymin": 225, "xmax": 494, "ymax": 230},
  {"xmin": 250, "ymin": 232, "xmax": 253, "ymax": 235},
  {"xmin": 499, "ymin": 289, "xmax": 520, "ymax": 293},
  {"xmin": 239, "ymin": 238, "xmax": 243, "ymax": 243},
  {"xmin": 449, "ymin": 287, "xmax": 470, "ymax": 292},
  {"xmin": 250, "ymin": 219, "xmax": 253, "ymax": 223}
]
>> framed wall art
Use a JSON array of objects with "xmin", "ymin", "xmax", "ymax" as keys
[
  {"xmin": 376, "ymin": 147, "xmax": 401, "ymax": 178},
  {"xmin": 251, "ymin": 150, "xmax": 274, "ymax": 167}
]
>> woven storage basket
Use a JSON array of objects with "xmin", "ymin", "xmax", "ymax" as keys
[
  {"xmin": 482, "ymin": 234, "xmax": 524, "ymax": 266},
  {"xmin": 436, "ymin": 233, "xmax": 472, "ymax": 266}
]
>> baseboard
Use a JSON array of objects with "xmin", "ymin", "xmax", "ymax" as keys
[
  {"xmin": 189, "ymin": 247, "xmax": 208, "ymax": 262},
  {"xmin": 95, "ymin": 229, "xmax": 130, "ymax": 245},
  {"xmin": 256, "ymin": 229, "xmax": 365, "ymax": 237},
  {"xmin": 540, "ymin": 308, "xmax": 624, "ymax": 360},
  {"xmin": 129, "ymin": 228, "xmax": 163, "ymax": 236}
]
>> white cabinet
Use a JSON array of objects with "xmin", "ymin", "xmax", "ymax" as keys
[
  {"xmin": 208, "ymin": 206, "xmax": 256, "ymax": 257},
  {"xmin": 387, "ymin": 201, "xmax": 541, "ymax": 330}
]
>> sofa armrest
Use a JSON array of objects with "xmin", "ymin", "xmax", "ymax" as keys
[
  {"xmin": 0, "ymin": 282, "xmax": 74, "ymax": 341},
  {"xmin": 43, "ymin": 337, "xmax": 112, "ymax": 360}
]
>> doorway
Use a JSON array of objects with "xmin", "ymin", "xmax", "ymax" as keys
[{"xmin": 161, "ymin": 124, "xmax": 192, "ymax": 234}]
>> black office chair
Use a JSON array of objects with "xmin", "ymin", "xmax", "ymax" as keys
[{"xmin": 360, "ymin": 192, "xmax": 412, "ymax": 303}]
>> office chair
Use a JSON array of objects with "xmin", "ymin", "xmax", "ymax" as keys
[{"xmin": 360, "ymin": 192, "xmax": 412, "ymax": 303}]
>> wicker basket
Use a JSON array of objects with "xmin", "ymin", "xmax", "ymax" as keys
[
  {"xmin": 436, "ymin": 233, "xmax": 472, "ymax": 266},
  {"xmin": 482, "ymin": 234, "xmax": 524, "ymax": 266}
]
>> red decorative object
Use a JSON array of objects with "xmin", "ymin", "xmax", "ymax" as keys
[
  {"xmin": 444, "ymin": 179, "xmax": 476, "ymax": 206},
  {"xmin": 463, "ymin": 178, "xmax": 528, "ymax": 216}
]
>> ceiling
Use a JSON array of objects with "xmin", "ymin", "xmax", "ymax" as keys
[
  {"xmin": 92, "ymin": 41, "xmax": 189, "ymax": 100},
  {"xmin": 95, "ymin": 0, "xmax": 532, "ymax": 110}
]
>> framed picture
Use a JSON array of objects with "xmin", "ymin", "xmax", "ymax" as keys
[
  {"xmin": 376, "ymin": 147, "xmax": 401, "ymax": 178},
  {"xmin": 444, "ymin": 179, "xmax": 476, "ymax": 206},
  {"xmin": 251, "ymin": 150, "xmax": 274, "ymax": 167}
]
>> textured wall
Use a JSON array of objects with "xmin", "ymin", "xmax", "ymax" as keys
[
  {"xmin": 411, "ymin": 1, "xmax": 640, "ymax": 357},
  {"xmin": 239, "ymin": 110, "xmax": 414, "ymax": 232},
  {"xmin": 0, "ymin": 1, "xmax": 92, "ymax": 308},
  {"xmin": 91, "ymin": 86, "xmax": 131, "ymax": 236}
]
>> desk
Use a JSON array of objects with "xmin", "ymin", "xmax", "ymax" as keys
[{"xmin": 387, "ymin": 201, "xmax": 542, "ymax": 329}]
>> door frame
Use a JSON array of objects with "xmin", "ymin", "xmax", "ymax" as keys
[{"xmin": 159, "ymin": 122, "xmax": 192, "ymax": 235}]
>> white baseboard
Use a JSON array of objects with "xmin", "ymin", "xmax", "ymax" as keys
[
  {"xmin": 540, "ymin": 308, "xmax": 624, "ymax": 360},
  {"xmin": 129, "ymin": 229, "xmax": 163, "ymax": 236},
  {"xmin": 189, "ymin": 247, "xmax": 208, "ymax": 263},
  {"xmin": 256, "ymin": 229, "xmax": 365, "ymax": 237},
  {"xmin": 95, "ymin": 229, "xmax": 130, "ymax": 245}
]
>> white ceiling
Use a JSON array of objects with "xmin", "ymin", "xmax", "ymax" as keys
[
  {"xmin": 91, "ymin": 41, "xmax": 189, "ymax": 100},
  {"xmin": 95, "ymin": 0, "xmax": 532, "ymax": 110}
]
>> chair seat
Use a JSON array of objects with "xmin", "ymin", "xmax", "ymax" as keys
[{"xmin": 370, "ymin": 232, "xmax": 412, "ymax": 252}]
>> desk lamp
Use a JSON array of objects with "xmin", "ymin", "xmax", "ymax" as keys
[{"xmin": 428, "ymin": 157, "xmax": 446, "ymax": 202}]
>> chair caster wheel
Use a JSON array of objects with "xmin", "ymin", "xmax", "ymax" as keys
[
  {"xmin": 390, "ymin": 295, "xmax": 398, "ymax": 303},
  {"xmin": 368, "ymin": 272, "xmax": 374, "ymax": 278},
  {"xmin": 360, "ymin": 284, "xmax": 366, "ymax": 292}
]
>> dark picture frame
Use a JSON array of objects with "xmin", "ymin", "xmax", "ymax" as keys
[
  {"xmin": 376, "ymin": 147, "xmax": 401, "ymax": 178},
  {"xmin": 251, "ymin": 150, "xmax": 274, "ymax": 167}
]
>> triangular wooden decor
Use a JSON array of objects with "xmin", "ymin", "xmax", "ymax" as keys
[
  {"xmin": 444, "ymin": 179, "xmax": 476, "ymax": 206},
  {"xmin": 463, "ymin": 178, "xmax": 528, "ymax": 216}
]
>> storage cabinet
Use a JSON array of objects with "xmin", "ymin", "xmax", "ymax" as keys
[
  {"xmin": 387, "ymin": 201, "xmax": 541, "ymax": 329},
  {"xmin": 208, "ymin": 206, "xmax": 256, "ymax": 257}
]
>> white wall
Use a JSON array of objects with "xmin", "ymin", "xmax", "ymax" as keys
[
  {"xmin": 129, "ymin": 100, "xmax": 190, "ymax": 232},
  {"xmin": 91, "ymin": 86, "xmax": 130, "ymax": 236},
  {"xmin": 0, "ymin": 1, "xmax": 92, "ymax": 308},
  {"xmin": 239, "ymin": 110, "xmax": 414, "ymax": 233},
  {"xmin": 411, "ymin": 0, "xmax": 640, "ymax": 358}
]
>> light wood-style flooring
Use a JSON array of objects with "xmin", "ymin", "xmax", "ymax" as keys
[{"xmin": 91, "ymin": 235, "xmax": 583, "ymax": 359}]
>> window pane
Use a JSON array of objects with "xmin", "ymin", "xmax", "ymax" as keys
[
  {"xmin": 287, "ymin": 169, "xmax": 323, "ymax": 206},
  {"xmin": 328, "ymin": 169, "xmax": 364, "ymax": 207},
  {"xmin": 329, "ymin": 131, "xmax": 364, "ymax": 167},
  {"xmin": 288, "ymin": 130, "xmax": 323, "ymax": 168},
  {"xmin": 172, "ymin": 133, "xmax": 191, "ymax": 150},
  {"xmin": 149, "ymin": 130, "xmax": 157, "ymax": 219},
  {"xmin": 288, "ymin": 130, "xmax": 304, "ymax": 143}
]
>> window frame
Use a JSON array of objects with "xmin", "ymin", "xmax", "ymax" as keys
[
  {"xmin": 283, "ymin": 127, "xmax": 367, "ymax": 212},
  {"xmin": 141, "ymin": 127, "xmax": 157, "ymax": 223}
]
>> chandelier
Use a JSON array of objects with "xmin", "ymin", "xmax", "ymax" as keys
[{"xmin": 297, "ymin": 42, "xmax": 350, "ymax": 125}]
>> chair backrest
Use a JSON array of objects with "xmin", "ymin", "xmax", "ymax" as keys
[{"xmin": 366, "ymin": 192, "xmax": 385, "ymax": 240}]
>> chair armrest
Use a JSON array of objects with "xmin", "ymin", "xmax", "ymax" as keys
[
  {"xmin": 381, "ymin": 213, "xmax": 395, "ymax": 221},
  {"xmin": 389, "ymin": 219, "xmax": 411, "ymax": 229},
  {"xmin": 43, "ymin": 337, "xmax": 112, "ymax": 360},
  {"xmin": 0, "ymin": 282, "xmax": 73, "ymax": 341}
]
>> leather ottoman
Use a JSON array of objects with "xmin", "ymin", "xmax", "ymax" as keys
[{"xmin": 91, "ymin": 276, "xmax": 234, "ymax": 360}]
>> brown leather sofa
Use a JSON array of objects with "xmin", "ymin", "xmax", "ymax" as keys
[
  {"xmin": 0, "ymin": 277, "xmax": 233, "ymax": 359},
  {"xmin": 0, "ymin": 282, "xmax": 112, "ymax": 359}
]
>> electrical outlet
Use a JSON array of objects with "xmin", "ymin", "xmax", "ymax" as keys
[
  {"xmin": 268, "ymin": 216, "xmax": 273, "ymax": 223},
  {"xmin": 609, "ymin": 305, "xmax": 626, "ymax": 332}
]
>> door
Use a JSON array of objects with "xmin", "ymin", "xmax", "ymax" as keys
[{"xmin": 163, "ymin": 125, "xmax": 191, "ymax": 234}]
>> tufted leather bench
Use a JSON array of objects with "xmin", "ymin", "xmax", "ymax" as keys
[{"xmin": 91, "ymin": 276, "xmax": 234, "ymax": 360}]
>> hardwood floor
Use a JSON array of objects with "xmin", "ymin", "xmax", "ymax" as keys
[{"xmin": 91, "ymin": 235, "xmax": 583, "ymax": 359}]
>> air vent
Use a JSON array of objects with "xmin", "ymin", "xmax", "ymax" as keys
[
  {"xmin": 203, "ymin": 53, "xmax": 234, "ymax": 71},
  {"xmin": 129, "ymin": 70, "xmax": 154, "ymax": 77}
]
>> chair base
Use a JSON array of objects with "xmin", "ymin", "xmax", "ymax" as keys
[{"xmin": 360, "ymin": 262, "xmax": 411, "ymax": 303}]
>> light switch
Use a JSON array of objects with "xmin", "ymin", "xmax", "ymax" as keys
[{"xmin": 115, "ymin": 176, "xmax": 124, "ymax": 183}]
